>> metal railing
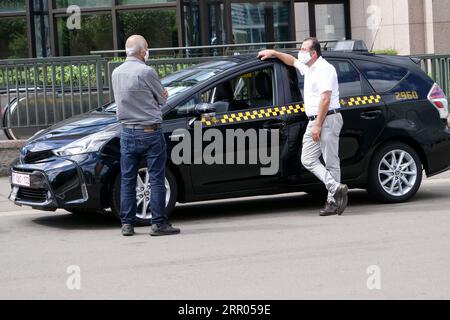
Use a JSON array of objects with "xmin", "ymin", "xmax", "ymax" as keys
[
  {"xmin": 0, "ymin": 55, "xmax": 107, "ymax": 139},
  {"xmin": 412, "ymin": 54, "xmax": 450, "ymax": 95}
]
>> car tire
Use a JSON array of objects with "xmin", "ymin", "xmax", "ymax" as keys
[
  {"xmin": 367, "ymin": 142, "xmax": 422, "ymax": 203},
  {"xmin": 111, "ymin": 166, "xmax": 177, "ymax": 226}
]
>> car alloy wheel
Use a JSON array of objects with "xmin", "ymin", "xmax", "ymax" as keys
[
  {"xmin": 368, "ymin": 142, "xmax": 422, "ymax": 203},
  {"xmin": 377, "ymin": 150, "xmax": 418, "ymax": 197},
  {"xmin": 135, "ymin": 168, "xmax": 171, "ymax": 221}
]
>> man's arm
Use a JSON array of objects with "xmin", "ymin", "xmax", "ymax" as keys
[
  {"xmin": 143, "ymin": 68, "xmax": 167, "ymax": 105},
  {"xmin": 258, "ymin": 49, "xmax": 308, "ymax": 75},
  {"xmin": 311, "ymin": 91, "xmax": 331, "ymax": 142},
  {"xmin": 258, "ymin": 49, "xmax": 296, "ymax": 66}
]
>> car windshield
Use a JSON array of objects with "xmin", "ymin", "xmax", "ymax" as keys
[
  {"xmin": 162, "ymin": 68, "xmax": 221, "ymax": 100},
  {"xmin": 101, "ymin": 67, "xmax": 221, "ymax": 113}
]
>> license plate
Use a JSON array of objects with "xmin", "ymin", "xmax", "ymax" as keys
[{"xmin": 12, "ymin": 172, "xmax": 30, "ymax": 187}]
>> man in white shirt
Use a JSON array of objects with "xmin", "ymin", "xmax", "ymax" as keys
[{"xmin": 258, "ymin": 37, "xmax": 348, "ymax": 216}]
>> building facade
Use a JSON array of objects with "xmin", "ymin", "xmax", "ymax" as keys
[{"xmin": 0, "ymin": 0, "xmax": 449, "ymax": 59}]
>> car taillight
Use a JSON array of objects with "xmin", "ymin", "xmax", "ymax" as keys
[{"xmin": 428, "ymin": 83, "xmax": 449, "ymax": 119}]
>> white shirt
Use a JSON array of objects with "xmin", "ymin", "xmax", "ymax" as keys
[{"xmin": 294, "ymin": 56, "xmax": 340, "ymax": 117}]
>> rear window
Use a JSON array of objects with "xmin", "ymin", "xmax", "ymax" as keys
[{"xmin": 354, "ymin": 60, "xmax": 408, "ymax": 93}]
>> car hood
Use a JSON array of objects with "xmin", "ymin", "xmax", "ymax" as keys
[
  {"xmin": 23, "ymin": 111, "xmax": 119, "ymax": 156},
  {"xmin": 31, "ymin": 111, "xmax": 118, "ymax": 143}
]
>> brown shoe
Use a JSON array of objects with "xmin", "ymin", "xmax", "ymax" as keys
[{"xmin": 319, "ymin": 201, "xmax": 339, "ymax": 216}]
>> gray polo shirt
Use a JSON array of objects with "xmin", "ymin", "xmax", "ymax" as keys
[{"xmin": 112, "ymin": 56, "xmax": 166, "ymax": 126}]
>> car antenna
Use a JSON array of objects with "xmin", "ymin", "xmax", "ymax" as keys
[{"xmin": 370, "ymin": 17, "xmax": 383, "ymax": 52}]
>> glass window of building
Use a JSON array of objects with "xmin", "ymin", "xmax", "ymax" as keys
[
  {"xmin": 32, "ymin": 0, "xmax": 51, "ymax": 57},
  {"xmin": 34, "ymin": 15, "xmax": 51, "ymax": 57},
  {"xmin": 208, "ymin": 0, "xmax": 225, "ymax": 46},
  {"xmin": 56, "ymin": 14, "xmax": 113, "ymax": 56},
  {"xmin": 55, "ymin": 0, "xmax": 113, "ymax": 8},
  {"xmin": 0, "ymin": 0, "xmax": 26, "ymax": 12},
  {"xmin": 0, "ymin": 17, "xmax": 28, "ymax": 58},
  {"xmin": 273, "ymin": 1, "xmax": 290, "ymax": 42},
  {"xmin": 118, "ymin": 0, "xmax": 176, "ymax": 4},
  {"xmin": 230, "ymin": 1, "xmax": 290, "ymax": 45},
  {"xmin": 314, "ymin": 3, "xmax": 346, "ymax": 41},
  {"xmin": 118, "ymin": 9, "xmax": 178, "ymax": 52},
  {"xmin": 231, "ymin": 2, "xmax": 266, "ymax": 44},
  {"xmin": 183, "ymin": 0, "xmax": 200, "ymax": 48}
]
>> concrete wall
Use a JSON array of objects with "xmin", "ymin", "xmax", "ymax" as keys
[
  {"xmin": 350, "ymin": 0, "xmax": 450, "ymax": 55},
  {"xmin": 431, "ymin": 0, "xmax": 450, "ymax": 53},
  {"xmin": 350, "ymin": 0, "xmax": 412, "ymax": 54},
  {"xmin": 0, "ymin": 140, "xmax": 25, "ymax": 177},
  {"xmin": 294, "ymin": 0, "xmax": 450, "ymax": 55}
]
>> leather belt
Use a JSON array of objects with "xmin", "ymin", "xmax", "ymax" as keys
[
  {"xmin": 122, "ymin": 123, "xmax": 161, "ymax": 131},
  {"xmin": 308, "ymin": 109, "xmax": 340, "ymax": 121}
]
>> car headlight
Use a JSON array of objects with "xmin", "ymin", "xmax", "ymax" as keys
[{"xmin": 53, "ymin": 131, "xmax": 117, "ymax": 156}]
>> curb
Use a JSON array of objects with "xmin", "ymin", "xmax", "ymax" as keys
[{"xmin": 0, "ymin": 140, "xmax": 26, "ymax": 177}]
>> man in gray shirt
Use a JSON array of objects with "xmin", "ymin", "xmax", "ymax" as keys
[{"xmin": 112, "ymin": 35, "xmax": 180, "ymax": 237}]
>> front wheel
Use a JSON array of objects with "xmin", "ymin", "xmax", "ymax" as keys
[
  {"xmin": 111, "ymin": 166, "xmax": 177, "ymax": 226},
  {"xmin": 367, "ymin": 142, "xmax": 422, "ymax": 203}
]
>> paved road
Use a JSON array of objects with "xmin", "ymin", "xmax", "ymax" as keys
[{"xmin": 1, "ymin": 172, "xmax": 450, "ymax": 300}]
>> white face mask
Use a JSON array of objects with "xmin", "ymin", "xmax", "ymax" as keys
[
  {"xmin": 298, "ymin": 50, "xmax": 312, "ymax": 65},
  {"xmin": 144, "ymin": 50, "xmax": 149, "ymax": 62}
]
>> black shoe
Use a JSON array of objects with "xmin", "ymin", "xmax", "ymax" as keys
[
  {"xmin": 319, "ymin": 201, "xmax": 339, "ymax": 216},
  {"xmin": 121, "ymin": 224, "xmax": 135, "ymax": 236},
  {"xmin": 333, "ymin": 184, "xmax": 348, "ymax": 216},
  {"xmin": 150, "ymin": 223, "xmax": 180, "ymax": 236}
]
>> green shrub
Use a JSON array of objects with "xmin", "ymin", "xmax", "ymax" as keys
[{"xmin": 372, "ymin": 49, "xmax": 398, "ymax": 55}]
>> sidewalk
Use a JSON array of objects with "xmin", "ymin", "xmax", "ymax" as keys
[{"xmin": 0, "ymin": 176, "xmax": 19, "ymax": 213}]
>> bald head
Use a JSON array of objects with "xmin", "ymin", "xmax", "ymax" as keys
[{"xmin": 125, "ymin": 35, "xmax": 148, "ymax": 60}]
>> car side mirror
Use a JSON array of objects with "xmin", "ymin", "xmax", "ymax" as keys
[{"xmin": 194, "ymin": 103, "xmax": 216, "ymax": 117}]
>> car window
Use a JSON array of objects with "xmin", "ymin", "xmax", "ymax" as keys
[
  {"xmin": 165, "ymin": 67, "xmax": 274, "ymax": 119},
  {"xmin": 295, "ymin": 60, "xmax": 363, "ymax": 98},
  {"xmin": 287, "ymin": 67, "xmax": 303, "ymax": 103},
  {"xmin": 205, "ymin": 67, "xmax": 274, "ymax": 113},
  {"xmin": 329, "ymin": 60, "xmax": 363, "ymax": 97},
  {"xmin": 353, "ymin": 60, "xmax": 408, "ymax": 93}
]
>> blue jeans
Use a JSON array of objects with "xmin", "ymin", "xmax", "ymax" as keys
[{"xmin": 120, "ymin": 128, "xmax": 167, "ymax": 226}]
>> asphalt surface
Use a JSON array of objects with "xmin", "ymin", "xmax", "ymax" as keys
[{"xmin": 1, "ymin": 172, "xmax": 450, "ymax": 300}]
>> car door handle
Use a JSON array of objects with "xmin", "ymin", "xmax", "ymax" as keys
[
  {"xmin": 360, "ymin": 110, "xmax": 382, "ymax": 120},
  {"xmin": 263, "ymin": 120, "xmax": 286, "ymax": 130}
]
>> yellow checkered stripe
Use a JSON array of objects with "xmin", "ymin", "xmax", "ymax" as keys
[
  {"xmin": 341, "ymin": 94, "xmax": 382, "ymax": 107},
  {"xmin": 201, "ymin": 95, "xmax": 382, "ymax": 126},
  {"xmin": 201, "ymin": 104, "xmax": 305, "ymax": 126}
]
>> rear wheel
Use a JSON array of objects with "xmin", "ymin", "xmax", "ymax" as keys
[
  {"xmin": 111, "ymin": 166, "xmax": 177, "ymax": 226},
  {"xmin": 368, "ymin": 142, "xmax": 422, "ymax": 203}
]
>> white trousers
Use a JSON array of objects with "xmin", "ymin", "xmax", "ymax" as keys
[{"xmin": 301, "ymin": 113, "xmax": 344, "ymax": 203}]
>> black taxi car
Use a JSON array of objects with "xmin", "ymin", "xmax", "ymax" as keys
[{"xmin": 9, "ymin": 51, "xmax": 450, "ymax": 225}]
